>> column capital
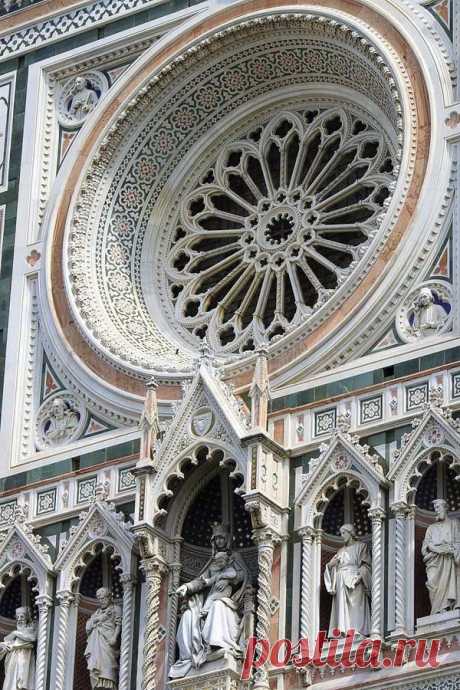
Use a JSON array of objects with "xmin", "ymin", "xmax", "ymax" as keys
[
  {"xmin": 56, "ymin": 591, "xmax": 75, "ymax": 607},
  {"xmin": 35, "ymin": 594, "xmax": 53, "ymax": 610},
  {"xmin": 390, "ymin": 501, "xmax": 410, "ymax": 517},
  {"xmin": 368, "ymin": 507, "xmax": 386, "ymax": 522},
  {"xmin": 252, "ymin": 526, "xmax": 281, "ymax": 547},
  {"xmin": 140, "ymin": 555, "xmax": 168, "ymax": 578},
  {"xmin": 297, "ymin": 526, "xmax": 315, "ymax": 542}
]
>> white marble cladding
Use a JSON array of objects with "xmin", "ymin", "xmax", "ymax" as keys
[
  {"xmin": 0, "ymin": 462, "xmax": 135, "ymax": 528},
  {"xmin": 272, "ymin": 367, "xmax": 460, "ymax": 450}
]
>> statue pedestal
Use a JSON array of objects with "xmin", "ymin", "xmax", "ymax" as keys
[
  {"xmin": 416, "ymin": 609, "xmax": 460, "ymax": 636},
  {"xmin": 168, "ymin": 652, "xmax": 242, "ymax": 690}
]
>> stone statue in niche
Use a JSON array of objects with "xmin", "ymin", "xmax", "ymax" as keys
[
  {"xmin": 43, "ymin": 398, "xmax": 80, "ymax": 445},
  {"xmin": 410, "ymin": 287, "xmax": 448, "ymax": 337},
  {"xmin": 422, "ymin": 498, "xmax": 460, "ymax": 614},
  {"xmin": 324, "ymin": 524, "xmax": 371, "ymax": 637},
  {"xmin": 169, "ymin": 523, "xmax": 250, "ymax": 678},
  {"xmin": 85, "ymin": 587, "xmax": 122, "ymax": 689},
  {"xmin": 0, "ymin": 606, "xmax": 37, "ymax": 690}
]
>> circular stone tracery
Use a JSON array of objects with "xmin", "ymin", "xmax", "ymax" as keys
[
  {"xmin": 163, "ymin": 107, "xmax": 395, "ymax": 353},
  {"xmin": 61, "ymin": 12, "xmax": 413, "ymax": 374}
]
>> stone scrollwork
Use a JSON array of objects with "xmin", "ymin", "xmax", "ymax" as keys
[
  {"xmin": 396, "ymin": 281, "xmax": 452, "ymax": 343},
  {"xmin": 57, "ymin": 71, "xmax": 109, "ymax": 128},
  {"xmin": 35, "ymin": 392, "xmax": 86, "ymax": 450}
]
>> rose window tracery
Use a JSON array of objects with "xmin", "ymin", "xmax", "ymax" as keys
[{"xmin": 165, "ymin": 107, "xmax": 396, "ymax": 353}]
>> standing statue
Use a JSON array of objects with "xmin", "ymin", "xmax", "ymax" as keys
[
  {"xmin": 422, "ymin": 498, "xmax": 460, "ymax": 614},
  {"xmin": 410, "ymin": 287, "xmax": 448, "ymax": 337},
  {"xmin": 169, "ymin": 523, "xmax": 250, "ymax": 679},
  {"xmin": 68, "ymin": 77, "xmax": 99, "ymax": 120},
  {"xmin": 85, "ymin": 587, "xmax": 122, "ymax": 689},
  {"xmin": 0, "ymin": 607, "xmax": 36, "ymax": 690},
  {"xmin": 324, "ymin": 524, "xmax": 371, "ymax": 637}
]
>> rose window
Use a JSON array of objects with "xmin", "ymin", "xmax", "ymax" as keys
[{"xmin": 165, "ymin": 107, "xmax": 396, "ymax": 354}]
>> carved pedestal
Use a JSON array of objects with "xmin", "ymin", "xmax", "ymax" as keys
[{"xmin": 168, "ymin": 652, "xmax": 241, "ymax": 690}]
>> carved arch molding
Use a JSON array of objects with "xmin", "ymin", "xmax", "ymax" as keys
[{"xmin": 41, "ymin": 0, "xmax": 433, "ymax": 397}]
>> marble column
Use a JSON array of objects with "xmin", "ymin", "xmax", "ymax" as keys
[
  {"xmin": 298, "ymin": 527, "xmax": 315, "ymax": 642},
  {"xmin": 253, "ymin": 528, "xmax": 279, "ymax": 690},
  {"xmin": 54, "ymin": 591, "xmax": 75, "ymax": 690},
  {"xmin": 119, "ymin": 575, "xmax": 135, "ymax": 690},
  {"xmin": 35, "ymin": 594, "xmax": 53, "ymax": 690},
  {"xmin": 141, "ymin": 556, "xmax": 168, "ymax": 690},
  {"xmin": 369, "ymin": 508, "xmax": 385, "ymax": 639},
  {"xmin": 167, "ymin": 562, "xmax": 182, "ymax": 667},
  {"xmin": 392, "ymin": 502, "xmax": 409, "ymax": 636}
]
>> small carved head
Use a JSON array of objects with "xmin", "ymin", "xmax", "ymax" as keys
[
  {"xmin": 212, "ymin": 551, "xmax": 230, "ymax": 571},
  {"xmin": 339, "ymin": 523, "xmax": 356, "ymax": 544},
  {"xmin": 211, "ymin": 522, "xmax": 230, "ymax": 552},
  {"xmin": 433, "ymin": 498, "xmax": 448, "ymax": 520},
  {"xmin": 51, "ymin": 398, "xmax": 67, "ymax": 419},
  {"xmin": 415, "ymin": 287, "xmax": 434, "ymax": 309},
  {"xmin": 74, "ymin": 76, "xmax": 86, "ymax": 92},
  {"xmin": 15, "ymin": 607, "xmax": 31, "ymax": 627},
  {"xmin": 96, "ymin": 587, "xmax": 112, "ymax": 609}
]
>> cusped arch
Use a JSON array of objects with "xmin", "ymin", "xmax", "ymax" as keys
[
  {"xmin": 153, "ymin": 440, "xmax": 246, "ymax": 524},
  {"xmin": 0, "ymin": 524, "xmax": 53, "ymax": 598},
  {"xmin": 395, "ymin": 445, "xmax": 460, "ymax": 505},
  {"xmin": 302, "ymin": 471, "xmax": 375, "ymax": 530}
]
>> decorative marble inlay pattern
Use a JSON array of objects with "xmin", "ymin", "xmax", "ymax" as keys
[
  {"xmin": 406, "ymin": 382, "xmax": 429, "ymax": 411},
  {"xmin": 118, "ymin": 467, "xmax": 136, "ymax": 492},
  {"xmin": 77, "ymin": 476, "xmax": 97, "ymax": 503},
  {"xmin": 360, "ymin": 395, "xmax": 383, "ymax": 424},
  {"xmin": 0, "ymin": 500, "xmax": 16, "ymax": 526},
  {"xmin": 314, "ymin": 408, "xmax": 336, "ymax": 436},
  {"xmin": 452, "ymin": 372, "xmax": 460, "ymax": 399},
  {"xmin": 36, "ymin": 488, "xmax": 57, "ymax": 515},
  {"xmin": 0, "ymin": 75, "xmax": 14, "ymax": 193}
]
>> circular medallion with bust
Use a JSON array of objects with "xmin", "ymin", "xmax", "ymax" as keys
[{"xmin": 169, "ymin": 522, "xmax": 251, "ymax": 678}]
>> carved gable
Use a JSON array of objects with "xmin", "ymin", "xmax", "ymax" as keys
[
  {"xmin": 0, "ymin": 521, "xmax": 53, "ymax": 595},
  {"xmin": 55, "ymin": 496, "xmax": 135, "ymax": 591},
  {"xmin": 295, "ymin": 426, "xmax": 388, "ymax": 528}
]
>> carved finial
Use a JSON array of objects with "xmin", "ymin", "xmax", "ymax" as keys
[
  {"xmin": 139, "ymin": 377, "xmax": 161, "ymax": 464},
  {"xmin": 249, "ymin": 345, "xmax": 270, "ymax": 431},
  {"xmin": 199, "ymin": 338, "xmax": 213, "ymax": 367},
  {"xmin": 94, "ymin": 481, "xmax": 109, "ymax": 503},
  {"xmin": 336, "ymin": 411, "xmax": 352, "ymax": 435}
]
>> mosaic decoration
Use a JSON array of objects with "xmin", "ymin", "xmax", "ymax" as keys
[
  {"xmin": 314, "ymin": 408, "xmax": 336, "ymax": 436},
  {"xmin": 36, "ymin": 488, "xmax": 57, "ymax": 515},
  {"xmin": 77, "ymin": 476, "xmax": 97, "ymax": 503},
  {"xmin": 360, "ymin": 395, "xmax": 383, "ymax": 424},
  {"xmin": 406, "ymin": 382, "xmax": 429, "ymax": 411}
]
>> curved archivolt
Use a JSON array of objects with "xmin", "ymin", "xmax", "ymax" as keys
[{"xmin": 166, "ymin": 106, "xmax": 396, "ymax": 354}]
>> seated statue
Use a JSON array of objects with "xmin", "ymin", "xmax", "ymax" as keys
[
  {"xmin": 422, "ymin": 498, "xmax": 460, "ymax": 614},
  {"xmin": 0, "ymin": 606, "xmax": 36, "ymax": 690},
  {"xmin": 324, "ymin": 524, "xmax": 371, "ymax": 637},
  {"xmin": 169, "ymin": 523, "xmax": 250, "ymax": 678}
]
